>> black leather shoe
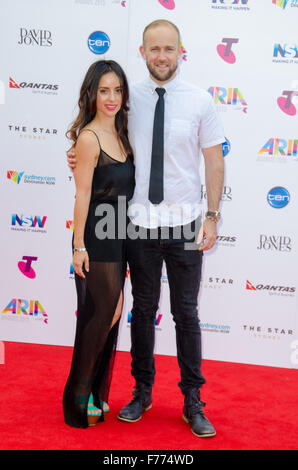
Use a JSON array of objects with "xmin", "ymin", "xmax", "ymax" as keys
[
  {"xmin": 117, "ymin": 384, "xmax": 152, "ymax": 422},
  {"xmin": 183, "ymin": 389, "xmax": 216, "ymax": 438}
]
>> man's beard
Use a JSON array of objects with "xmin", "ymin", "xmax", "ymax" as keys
[{"xmin": 147, "ymin": 61, "xmax": 178, "ymax": 82}]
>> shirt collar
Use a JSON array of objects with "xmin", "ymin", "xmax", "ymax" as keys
[{"xmin": 146, "ymin": 73, "xmax": 180, "ymax": 94}]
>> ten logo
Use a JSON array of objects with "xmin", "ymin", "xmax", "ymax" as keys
[
  {"xmin": 217, "ymin": 38, "xmax": 239, "ymax": 64},
  {"xmin": 88, "ymin": 31, "xmax": 110, "ymax": 54},
  {"xmin": 222, "ymin": 137, "xmax": 231, "ymax": 156},
  {"xmin": 18, "ymin": 256, "xmax": 38, "ymax": 279},
  {"xmin": 267, "ymin": 187, "xmax": 290, "ymax": 208},
  {"xmin": 277, "ymin": 90, "xmax": 298, "ymax": 116}
]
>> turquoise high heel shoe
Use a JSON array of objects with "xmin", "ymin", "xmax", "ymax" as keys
[{"xmin": 87, "ymin": 394, "xmax": 109, "ymax": 426}]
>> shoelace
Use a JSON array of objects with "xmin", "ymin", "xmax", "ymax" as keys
[
  {"xmin": 131, "ymin": 386, "xmax": 151, "ymax": 405},
  {"xmin": 186, "ymin": 391, "xmax": 206, "ymax": 417}
]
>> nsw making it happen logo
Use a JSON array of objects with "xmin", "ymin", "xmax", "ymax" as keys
[
  {"xmin": 211, "ymin": 0, "xmax": 250, "ymax": 10},
  {"xmin": 267, "ymin": 186, "xmax": 290, "ymax": 208},
  {"xmin": 88, "ymin": 31, "xmax": 110, "ymax": 54}
]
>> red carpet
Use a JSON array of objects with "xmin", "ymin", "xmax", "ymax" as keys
[{"xmin": 0, "ymin": 341, "xmax": 297, "ymax": 450}]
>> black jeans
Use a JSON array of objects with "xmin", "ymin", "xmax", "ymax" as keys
[{"xmin": 126, "ymin": 220, "xmax": 206, "ymax": 396}]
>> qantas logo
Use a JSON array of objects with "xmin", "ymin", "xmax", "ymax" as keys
[
  {"xmin": 9, "ymin": 76, "xmax": 58, "ymax": 92},
  {"xmin": 9, "ymin": 77, "xmax": 20, "ymax": 89},
  {"xmin": 246, "ymin": 280, "xmax": 256, "ymax": 290},
  {"xmin": 246, "ymin": 280, "xmax": 295, "ymax": 293}
]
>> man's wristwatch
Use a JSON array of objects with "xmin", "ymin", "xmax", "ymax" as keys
[{"xmin": 206, "ymin": 210, "xmax": 221, "ymax": 223}]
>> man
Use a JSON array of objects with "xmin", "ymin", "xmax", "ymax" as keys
[{"xmin": 68, "ymin": 19, "xmax": 225, "ymax": 438}]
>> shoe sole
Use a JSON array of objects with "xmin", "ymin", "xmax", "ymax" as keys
[
  {"xmin": 182, "ymin": 414, "xmax": 216, "ymax": 438},
  {"xmin": 117, "ymin": 404, "xmax": 152, "ymax": 423}
]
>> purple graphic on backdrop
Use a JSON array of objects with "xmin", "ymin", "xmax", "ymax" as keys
[{"xmin": 217, "ymin": 38, "xmax": 239, "ymax": 63}]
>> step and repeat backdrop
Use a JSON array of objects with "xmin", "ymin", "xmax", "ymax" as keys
[{"xmin": 1, "ymin": 0, "xmax": 298, "ymax": 369}]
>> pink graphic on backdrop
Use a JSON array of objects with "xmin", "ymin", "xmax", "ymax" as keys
[
  {"xmin": 277, "ymin": 90, "xmax": 298, "ymax": 116},
  {"xmin": 18, "ymin": 256, "xmax": 38, "ymax": 279},
  {"xmin": 158, "ymin": 0, "xmax": 176, "ymax": 10},
  {"xmin": 217, "ymin": 38, "xmax": 239, "ymax": 64}
]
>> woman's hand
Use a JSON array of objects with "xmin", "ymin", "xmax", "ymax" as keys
[{"xmin": 73, "ymin": 250, "xmax": 89, "ymax": 278}]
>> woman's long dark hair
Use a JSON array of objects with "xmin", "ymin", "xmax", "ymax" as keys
[{"xmin": 66, "ymin": 60, "xmax": 132, "ymax": 156}]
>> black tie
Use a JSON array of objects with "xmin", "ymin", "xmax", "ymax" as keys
[{"xmin": 149, "ymin": 87, "xmax": 166, "ymax": 204}]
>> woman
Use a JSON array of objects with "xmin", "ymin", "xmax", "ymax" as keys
[{"xmin": 63, "ymin": 60, "xmax": 135, "ymax": 428}]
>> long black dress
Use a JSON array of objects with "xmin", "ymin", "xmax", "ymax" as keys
[{"xmin": 63, "ymin": 129, "xmax": 135, "ymax": 428}]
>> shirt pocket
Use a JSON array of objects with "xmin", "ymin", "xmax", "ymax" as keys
[{"xmin": 167, "ymin": 119, "xmax": 194, "ymax": 147}]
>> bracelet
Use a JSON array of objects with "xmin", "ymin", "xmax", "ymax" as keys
[
  {"xmin": 73, "ymin": 247, "xmax": 87, "ymax": 252},
  {"xmin": 206, "ymin": 210, "xmax": 221, "ymax": 223},
  {"xmin": 206, "ymin": 215, "xmax": 218, "ymax": 223}
]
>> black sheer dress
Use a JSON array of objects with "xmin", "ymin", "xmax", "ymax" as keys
[{"xmin": 63, "ymin": 129, "xmax": 135, "ymax": 428}]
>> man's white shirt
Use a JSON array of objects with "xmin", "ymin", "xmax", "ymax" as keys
[{"xmin": 127, "ymin": 75, "xmax": 225, "ymax": 228}]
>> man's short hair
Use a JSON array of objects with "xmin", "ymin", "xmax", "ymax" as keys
[{"xmin": 143, "ymin": 19, "xmax": 181, "ymax": 45}]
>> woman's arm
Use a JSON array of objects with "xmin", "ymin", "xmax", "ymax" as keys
[{"xmin": 72, "ymin": 132, "xmax": 98, "ymax": 277}]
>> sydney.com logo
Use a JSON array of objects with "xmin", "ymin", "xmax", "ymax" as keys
[
  {"xmin": 7, "ymin": 170, "xmax": 56, "ymax": 185},
  {"xmin": 272, "ymin": 0, "xmax": 298, "ymax": 9}
]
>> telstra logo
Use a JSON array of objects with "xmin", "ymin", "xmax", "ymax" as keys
[
  {"xmin": 18, "ymin": 256, "xmax": 38, "ymax": 279},
  {"xmin": 158, "ymin": 0, "xmax": 176, "ymax": 9},
  {"xmin": 217, "ymin": 38, "xmax": 239, "ymax": 64},
  {"xmin": 277, "ymin": 90, "xmax": 298, "ymax": 116}
]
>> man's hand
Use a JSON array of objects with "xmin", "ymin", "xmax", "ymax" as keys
[
  {"xmin": 196, "ymin": 218, "xmax": 217, "ymax": 251},
  {"xmin": 67, "ymin": 144, "xmax": 77, "ymax": 171}
]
